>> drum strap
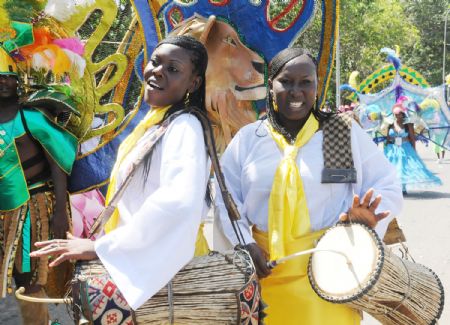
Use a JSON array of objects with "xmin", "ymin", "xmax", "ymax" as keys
[
  {"xmin": 321, "ymin": 112, "xmax": 357, "ymax": 183},
  {"xmin": 89, "ymin": 107, "xmax": 246, "ymax": 245}
]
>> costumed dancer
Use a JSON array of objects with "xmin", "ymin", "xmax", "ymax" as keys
[
  {"xmin": 215, "ymin": 48, "xmax": 403, "ymax": 324},
  {"xmin": 384, "ymin": 100, "xmax": 442, "ymax": 194},
  {"xmin": 0, "ymin": 47, "xmax": 77, "ymax": 324},
  {"xmin": 31, "ymin": 36, "xmax": 211, "ymax": 314}
]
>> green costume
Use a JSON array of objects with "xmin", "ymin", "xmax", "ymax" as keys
[
  {"xmin": 0, "ymin": 107, "xmax": 77, "ymax": 297},
  {"xmin": 0, "ymin": 108, "xmax": 77, "ymax": 211}
]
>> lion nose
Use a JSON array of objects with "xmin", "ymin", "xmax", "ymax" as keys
[{"xmin": 252, "ymin": 61, "xmax": 264, "ymax": 74}]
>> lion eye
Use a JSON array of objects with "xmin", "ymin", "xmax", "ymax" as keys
[{"xmin": 223, "ymin": 35, "xmax": 237, "ymax": 47}]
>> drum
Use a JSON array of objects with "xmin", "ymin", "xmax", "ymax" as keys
[
  {"xmin": 71, "ymin": 248, "xmax": 262, "ymax": 325},
  {"xmin": 308, "ymin": 222, "xmax": 444, "ymax": 325}
]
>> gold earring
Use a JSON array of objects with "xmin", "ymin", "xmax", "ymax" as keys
[
  {"xmin": 272, "ymin": 99, "xmax": 279, "ymax": 112},
  {"xmin": 184, "ymin": 92, "xmax": 190, "ymax": 106}
]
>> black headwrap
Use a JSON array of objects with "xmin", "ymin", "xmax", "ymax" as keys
[
  {"xmin": 266, "ymin": 47, "xmax": 332, "ymax": 142},
  {"xmin": 156, "ymin": 35, "xmax": 209, "ymax": 118}
]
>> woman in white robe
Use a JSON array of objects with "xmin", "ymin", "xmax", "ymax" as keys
[
  {"xmin": 30, "ymin": 36, "xmax": 211, "ymax": 310},
  {"xmin": 215, "ymin": 47, "xmax": 403, "ymax": 324}
]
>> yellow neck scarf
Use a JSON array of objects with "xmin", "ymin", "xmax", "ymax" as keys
[
  {"xmin": 104, "ymin": 106, "xmax": 171, "ymax": 233},
  {"xmin": 266, "ymin": 113, "xmax": 319, "ymax": 260}
]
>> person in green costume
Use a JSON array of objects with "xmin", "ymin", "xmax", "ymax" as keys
[{"xmin": 0, "ymin": 46, "xmax": 78, "ymax": 324}]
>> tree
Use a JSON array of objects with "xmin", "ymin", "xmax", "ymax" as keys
[
  {"xmin": 299, "ymin": 0, "xmax": 420, "ymax": 106},
  {"xmin": 403, "ymin": 0, "xmax": 450, "ymax": 86}
]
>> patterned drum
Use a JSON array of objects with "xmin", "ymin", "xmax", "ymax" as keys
[{"xmin": 72, "ymin": 248, "xmax": 263, "ymax": 324}]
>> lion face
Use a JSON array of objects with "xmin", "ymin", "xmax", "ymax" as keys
[{"xmin": 204, "ymin": 20, "xmax": 265, "ymax": 101}]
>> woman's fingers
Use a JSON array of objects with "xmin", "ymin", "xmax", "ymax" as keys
[
  {"xmin": 352, "ymin": 195, "xmax": 360, "ymax": 208},
  {"xmin": 376, "ymin": 211, "xmax": 390, "ymax": 222},
  {"xmin": 339, "ymin": 212, "xmax": 348, "ymax": 222},
  {"xmin": 49, "ymin": 253, "xmax": 70, "ymax": 267},
  {"xmin": 360, "ymin": 188, "xmax": 374, "ymax": 208},
  {"xmin": 369, "ymin": 195, "xmax": 382, "ymax": 212},
  {"xmin": 34, "ymin": 240, "xmax": 59, "ymax": 247}
]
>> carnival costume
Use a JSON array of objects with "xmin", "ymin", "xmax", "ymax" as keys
[
  {"xmin": 216, "ymin": 117, "xmax": 403, "ymax": 324},
  {"xmin": 0, "ymin": 7, "xmax": 82, "ymax": 321},
  {"xmin": 384, "ymin": 124, "xmax": 442, "ymax": 191},
  {"xmin": 0, "ymin": 107, "xmax": 77, "ymax": 286}
]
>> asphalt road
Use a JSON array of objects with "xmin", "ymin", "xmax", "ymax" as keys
[
  {"xmin": 363, "ymin": 142, "xmax": 449, "ymax": 325},
  {"xmin": 0, "ymin": 142, "xmax": 447, "ymax": 324}
]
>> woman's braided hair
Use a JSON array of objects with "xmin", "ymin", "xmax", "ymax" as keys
[
  {"xmin": 156, "ymin": 35, "xmax": 208, "ymax": 118},
  {"xmin": 266, "ymin": 47, "xmax": 332, "ymax": 142}
]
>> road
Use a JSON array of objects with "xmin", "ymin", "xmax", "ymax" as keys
[
  {"xmin": 0, "ymin": 142, "xmax": 447, "ymax": 324},
  {"xmin": 363, "ymin": 142, "xmax": 449, "ymax": 324}
]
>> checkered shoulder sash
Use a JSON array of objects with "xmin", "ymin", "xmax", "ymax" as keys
[{"xmin": 321, "ymin": 112, "xmax": 357, "ymax": 183}]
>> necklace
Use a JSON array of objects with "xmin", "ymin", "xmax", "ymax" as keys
[{"xmin": 0, "ymin": 115, "xmax": 18, "ymax": 159}]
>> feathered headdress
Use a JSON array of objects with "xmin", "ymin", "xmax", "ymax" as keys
[{"xmin": 0, "ymin": 0, "xmax": 88, "ymax": 80}]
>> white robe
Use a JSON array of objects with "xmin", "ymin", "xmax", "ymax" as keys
[
  {"xmin": 215, "ymin": 119, "xmax": 403, "ymax": 247},
  {"xmin": 95, "ymin": 114, "xmax": 210, "ymax": 310}
]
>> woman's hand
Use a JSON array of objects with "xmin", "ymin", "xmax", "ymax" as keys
[
  {"xmin": 339, "ymin": 188, "xmax": 390, "ymax": 229},
  {"xmin": 246, "ymin": 243, "xmax": 272, "ymax": 279},
  {"xmin": 30, "ymin": 233, "xmax": 97, "ymax": 267}
]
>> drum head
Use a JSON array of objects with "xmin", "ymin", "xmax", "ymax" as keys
[{"xmin": 309, "ymin": 223, "xmax": 383, "ymax": 302}]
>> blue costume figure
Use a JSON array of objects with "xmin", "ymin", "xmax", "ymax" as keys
[{"xmin": 384, "ymin": 105, "xmax": 442, "ymax": 193}]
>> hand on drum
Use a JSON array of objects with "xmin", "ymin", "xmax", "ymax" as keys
[
  {"xmin": 245, "ymin": 243, "xmax": 272, "ymax": 279},
  {"xmin": 30, "ymin": 233, "xmax": 97, "ymax": 267},
  {"xmin": 339, "ymin": 188, "xmax": 390, "ymax": 229}
]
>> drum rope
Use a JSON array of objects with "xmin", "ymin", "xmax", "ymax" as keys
[
  {"xmin": 370, "ymin": 250, "xmax": 413, "ymax": 317},
  {"xmin": 167, "ymin": 280, "xmax": 174, "ymax": 325}
]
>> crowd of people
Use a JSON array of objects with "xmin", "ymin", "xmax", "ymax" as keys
[{"xmin": 0, "ymin": 20, "xmax": 445, "ymax": 325}]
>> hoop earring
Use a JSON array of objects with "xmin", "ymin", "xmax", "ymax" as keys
[
  {"xmin": 272, "ymin": 99, "xmax": 279, "ymax": 112},
  {"xmin": 184, "ymin": 92, "xmax": 190, "ymax": 107}
]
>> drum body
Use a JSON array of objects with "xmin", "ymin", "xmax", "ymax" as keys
[
  {"xmin": 308, "ymin": 223, "xmax": 444, "ymax": 325},
  {"xmin": 72, "ymin": 249, "xmax": 262, "ymax": 325}
]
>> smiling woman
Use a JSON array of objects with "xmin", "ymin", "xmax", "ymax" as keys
[
  {"xmin": 214, "ymin": 47, "xmax": 404, "ymax": 324},
  {"xmin": 31, "ymin": 36, "xmax": 212, "ymax": 314}
]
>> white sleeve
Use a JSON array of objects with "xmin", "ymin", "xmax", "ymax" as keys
[
  {"xmin": 351, "ymin": 122, "xmax": 403, "ymax": 238},
  {"xmin": 95, "ymin": 115, "xmax": 208, "ymax": 310},
  {"xmin": 214, "ymin": 130, "xmax": 255, "ymax": 246}
]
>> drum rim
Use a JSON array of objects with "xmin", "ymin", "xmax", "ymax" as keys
[{"xmin": 307, "ymin": 222, "xmax": 385, "ymax": 304}]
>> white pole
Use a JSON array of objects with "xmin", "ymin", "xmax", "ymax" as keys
[
  {"xmin": 336, "ymin": 22, "xmax": 341, "ymax": 110},
  {"xmin": 443, "ymin": 9, "xmax": 449, "ymax": 86}
]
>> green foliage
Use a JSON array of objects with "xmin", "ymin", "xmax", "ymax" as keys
[
  {"xmin": 4, "ymin": 0, "xmax": 44, "ymax": 22},
  {"xmin": 403, "ymin": 0, "xmax": 450, "ymax": 85},
  {"xmin": 295, "ymin": 0, "xmax": 446, "ymax": 107},
  {"xmin": 338, "ymin": 0, "xmax": 419, "ymax": 88}
]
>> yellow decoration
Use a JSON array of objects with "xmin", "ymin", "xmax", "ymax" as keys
[
  {"xmin": 0, "ymin": 47, "xmax": 17, "ymax": 75},
  {"xmin": 194, "ymin": 223, "xmax": 209, "ymax": 256},
  {"xmin": 317, "ymin": 0, "xmax": 339, "ymax": 109},
  {"xmin": 0, "ymin": 0, "xmax": 11, "ymax": 31},
  {"xmin": 104, "ymin": 105, "xmax": 171, "ymax": 233},
  {"xmin": 253, "ymin": 227, "xmax": 360, "ymax": 324},
  {"xmin": 58, "ymin": 0, "xmax": 129, "ymax": 144},
  {"xmin": 266, "ymin": 113, "xmax": 318, "ymax": 260},
  {"xmin": 419, "ymin": 98, "xmax": 440, "ymax": 111},
  {"xmin": 348, "ymin": 71, "xmax": 359, "ymax": 89}
]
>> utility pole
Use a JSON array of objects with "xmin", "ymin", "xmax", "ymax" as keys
[
  {"xmin": 443, "ymin": 8, "xmax": 449, "ymax": 85},
  {"xmin": 443, "ymin": 8, "xmax": 449, "ymax": 101},
  {"xmin": 336, "ymin": 21, "xmax": 341, "ymax": 110}
]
